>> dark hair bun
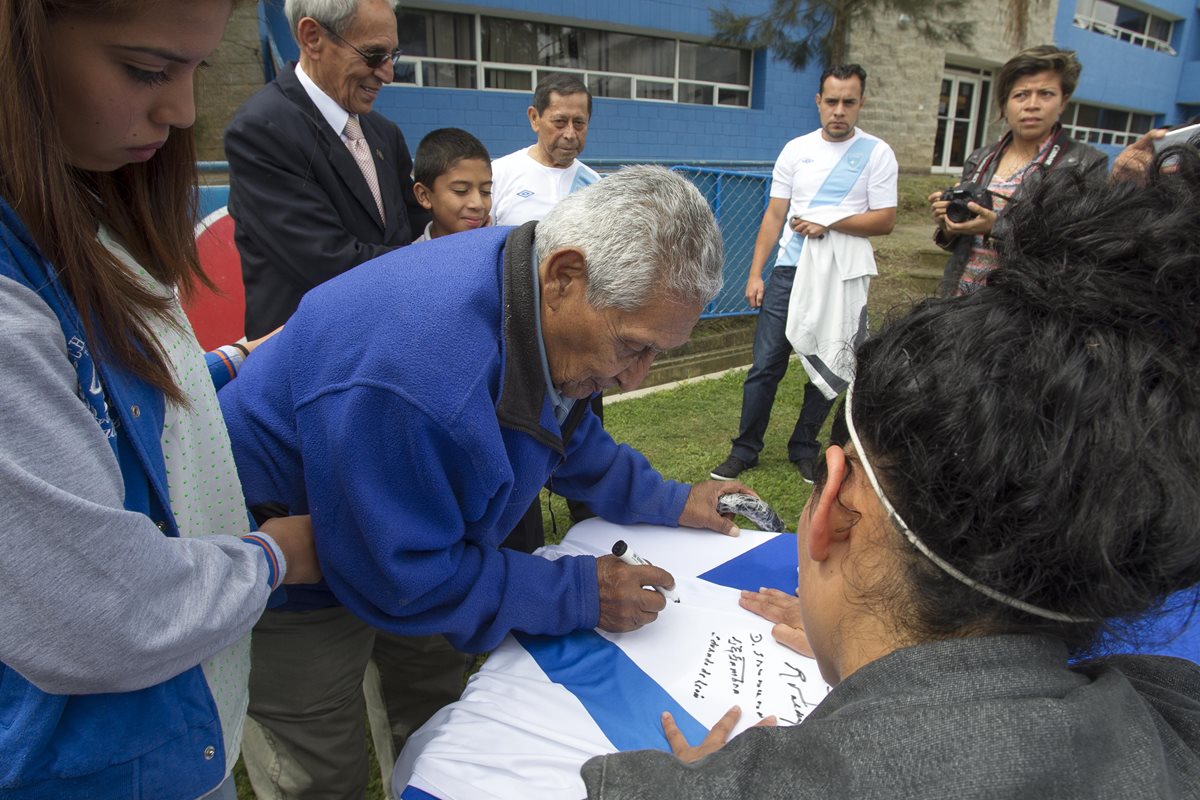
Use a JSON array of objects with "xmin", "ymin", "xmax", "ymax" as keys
[{"xmin": 851, "ymin": 153, "xmax": 1200, "ymax": 648}]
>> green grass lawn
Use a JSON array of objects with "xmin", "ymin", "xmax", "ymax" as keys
[{"xmin": 544, "ymin": 365, "xmax": 825, "ymax": 540}]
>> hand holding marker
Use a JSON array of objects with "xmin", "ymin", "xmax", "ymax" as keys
[{"xmin": 612, "ymin": 540, "xmax": 680, "ymax": 604}]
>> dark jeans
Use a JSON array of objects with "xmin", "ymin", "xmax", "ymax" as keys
[{"xmin": 730, "ymin": 266, "xmax": 833, "ymax": 465}]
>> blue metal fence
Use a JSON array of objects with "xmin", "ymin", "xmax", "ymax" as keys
[
  {"xmin": 670, "ymin": 166, "xmax": 771, "ymax": 319},
  {"xmin": 196, "ymin": 161, "xmax": 773, "ymax": 319}
]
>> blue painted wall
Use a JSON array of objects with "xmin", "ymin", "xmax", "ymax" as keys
[
  {"xmin": 259, "ymin": 0, "xmax": 1199, "ymax": 166},
  {"xmin": 261, "ymin": 0, "xmax": 820, "ymax": 164},
  {"xmin": 1057, "ymin": 0, "xmax": 1200, "ymax": 129}
]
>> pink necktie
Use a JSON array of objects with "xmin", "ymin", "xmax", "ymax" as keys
[{"xmin": 343, "ymin": 115, "xmax": 385, "ymax": 223}]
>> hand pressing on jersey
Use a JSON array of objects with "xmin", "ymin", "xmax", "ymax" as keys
[
  {"xmin": 662, "ymin": 705, "xmax": 777, "ymax": 763},
  {"xmin": 739, "ymin": 587, "xmax": 813, "ymax": 657}
]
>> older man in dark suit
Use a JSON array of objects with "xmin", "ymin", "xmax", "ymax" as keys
[
  {"xmin": 224, "ymin": 1, "xmax": 445, "ymax": 798},
  {"xmin": 226, "ymin": 0, "xmax": 427, "ymax": 339}
]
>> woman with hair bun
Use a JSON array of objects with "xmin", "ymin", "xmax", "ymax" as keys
[{"xmin": 583, "ymin": 151, "xmax": 1200, "ymax": 799}]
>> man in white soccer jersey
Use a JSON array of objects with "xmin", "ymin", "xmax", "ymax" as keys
[
  {"xmin": 490, "ymin": 72, "xmax": 599, "ymax": 226},
  {"xmin": 711, "ymin": 64, "xmax": 898, "ymax": 485}
]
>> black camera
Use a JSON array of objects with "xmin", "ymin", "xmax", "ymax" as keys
[{"xmin": 941, "ymin": 181, "xmax": 993, "ymax": 223}]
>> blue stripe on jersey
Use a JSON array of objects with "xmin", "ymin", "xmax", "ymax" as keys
[
  {"xmin": 810, "ymin": 136, "xmax": 879, "ymax": 208},
  {"xmin": 400, "ymin": 785, "xmax": 444, "ymax": 800},
  {"xmin": 698, "ymin": 533, "xmax": 798, "ymax": 594},
  {"xmin": 570, "ymin": 167, "xmax": 599, "ymax": 194},
  {"xmin": 516, "ymin": 629, "xmax": 709, "ymax": 751},
  {"xmin": 776, "ymin": 135, "xmax": 880, "ymax": 266}
]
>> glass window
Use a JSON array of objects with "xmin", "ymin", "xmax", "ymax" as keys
[
  {"xmin": 1148, "ymin": 16, "xmax": 1171, "ymax": 43},
  {"xmin": 1074, "ymin": 104, "xmax": 1100, "ymax": 127},
  {"xmin": 480, "ymin": 18, "xmax": 539, "ymax": 65},
  {"xmin": 717, "ymin": 88, "xmax": 750, "ymax": 107},
  {"xmin": 424, "ymin": 63, "xmax": 476, "ymax": 89},
  {"xmin": 590, "ymin": 75, "xmax": 632, "ymax": 99},
  {"xmin": 636, "ymin": 79, "xmax": 674, "ymax": 101},
  {"xmin": 1113, "ymin": 5, "xmax": 1148, "ymax": 35},
  {"xmin": 485, "ymin": 68, "xmax": 532, "ymax": 91},
  {"xmin": 596, "ymin": 31, "xmax": 674, "ymax": 78},
  {"xmin": 397, "ymin": 8, "xmax": 752, "ymax": 106},
  {"xmin": 678, "ymin": 42, "xmax": 751, "ymax": 85},
  {"xmin": 397, "ymin": 9, "xmax": 474, "ymax": 60},
  {"xmin": 679, "ymin": 83, "xmax": 714, "ymax": 105},
  {"xmin": 393, "ymin": 61, "xmax": 418, "ymax": 84},
  {"xmin": 1073, "ymin": 0, "xmax": 1174, "ymax": 52},
  {"xmin": 1130, "ymin": 113, "xmax": 1154, "ymax": 134},
  {"xmin": 1097, "ymin": 107, "xmax": 1129, "ymax": 130}
]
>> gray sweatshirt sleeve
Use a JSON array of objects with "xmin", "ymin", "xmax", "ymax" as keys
[{"xmin": 0, "ymin": 275, "xmax": 278, "ymax": 695}]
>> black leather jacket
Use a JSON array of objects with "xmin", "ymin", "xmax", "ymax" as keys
[{"xmin": 936, "ymin": 128, "xmax": 1108, "ymax": 295}]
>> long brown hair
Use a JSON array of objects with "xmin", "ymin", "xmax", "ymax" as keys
[{"xmin": 0, "ymin": 0, "xmax": 217, "ymax": 404}]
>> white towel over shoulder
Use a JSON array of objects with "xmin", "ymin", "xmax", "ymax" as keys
[{"xmin": 785, "ymin": 205, "xmax": 875, "ymax": 400}]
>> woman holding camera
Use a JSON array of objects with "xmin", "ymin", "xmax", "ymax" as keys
[{"xmin": 929, "ymin": 45, "xmax": 1107, "ymax": 296}]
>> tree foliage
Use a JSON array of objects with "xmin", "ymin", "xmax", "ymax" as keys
[{"xmin": 711, "ymin": 0, "xmax": 976, "ymax": 70}]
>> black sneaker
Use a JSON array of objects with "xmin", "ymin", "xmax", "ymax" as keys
[
  {"xmin": 710, "ymin": 455, "xmax": 751, "ymax": 481},
  {"xmin": 793, "ymin": 458, "xmax": 815, "ymax": 484}
]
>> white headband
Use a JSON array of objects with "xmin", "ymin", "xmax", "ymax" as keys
[{"xmin": 843, "ymin": 382, "xmax": 1091, "ymax": 624}]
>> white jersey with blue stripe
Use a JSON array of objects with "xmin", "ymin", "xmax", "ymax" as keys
[{"xmin": 771, "ymin": 128, "xmax": 898, "ymax": 267}]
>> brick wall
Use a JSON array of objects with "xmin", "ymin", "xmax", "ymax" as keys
[
  {"xmin": 849, "ymin": 0, "xmax": 1060, "ymax": 171},
  {"xmin": 194, "ymin": 3, "xmax": 266, "ymax": 162}
]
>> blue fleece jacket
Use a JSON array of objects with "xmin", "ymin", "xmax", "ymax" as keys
[{"xmin": 220, "ymin": 223, "xmax": 691, "ymax": 652}]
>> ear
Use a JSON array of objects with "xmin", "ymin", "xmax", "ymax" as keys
[
  {"xmin": 814, "ymin": 92, "xmax": 822, "ymax": 108},
  {"xmin": 539, "ymin": 248, "xmax": 587, "ymax": 312},
  {"xmin": 807, "ymin": 445, "xmax": 849, "ymax": 562},
  {"xmin": 413, "ymin": 181, "xmax": 433, "ymax": 210},
  {"xmin": 296, "ymin": 17, "xmax": 324, "ymax": 59},
  {"xmin": 527, "ymin": 105, "xmax": 540, "ymax": 133}
]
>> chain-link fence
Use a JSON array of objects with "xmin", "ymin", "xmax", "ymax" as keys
[
  {"xmin": 670, "ymin": 167, "xmax": 772, "ymax": 319},
  {"xmin": 197, "ymin": 161, "xmax": 776, "ymax": 320}
]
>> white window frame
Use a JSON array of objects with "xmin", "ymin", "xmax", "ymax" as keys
[
  {"xmin": 1072, "ymin": 0, "xmax": 1177, "ymax": 55},
  {"xmin": 931, "ymin": 68, "xmax": 993, "ymax": 175},
  {"xmin": 1061, "ymin": 102, "xmax": 1156, "ymax": 147},
  {"xmin": 390, "ymin": 10, "xmax": 754, "ymax": 108}
]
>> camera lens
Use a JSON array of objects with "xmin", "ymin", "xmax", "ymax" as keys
[{"xmin": 946, "ymin": 202, "xmax": 972, "ymax": 223}]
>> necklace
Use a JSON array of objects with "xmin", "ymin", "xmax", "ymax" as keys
[{"xmin": 995, "ymin": 147, "xmax": 1035, "ymax": 180}]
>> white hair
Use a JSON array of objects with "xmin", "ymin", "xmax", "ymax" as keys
[
  {"xmin": 285, "ymin": 0, "xmax": 400, "ymax": 38},
  {"xmin": 535, "ymin": 166, "xmax": 724, "ymax": 311}
]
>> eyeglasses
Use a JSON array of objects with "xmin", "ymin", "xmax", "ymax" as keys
[{"xmin": 321, "ymin": 24, "xmax": 402, "ymax": 71}]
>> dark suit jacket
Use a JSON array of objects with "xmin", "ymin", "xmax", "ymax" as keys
[{"xmin": 225, "ymin": 63, "xmax": 429, "ymax": 337}]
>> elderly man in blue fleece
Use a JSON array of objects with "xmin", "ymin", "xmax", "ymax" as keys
[{"xmin": 219, "ymin": 164, "xmax": 750, "ymax": 666}]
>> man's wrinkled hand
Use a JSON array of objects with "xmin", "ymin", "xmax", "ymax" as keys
[
  {"xmin": 595, "ymin": 554, "xmax": 672, "ymax": 632},
  {"xmin": 679, "ymin": 480, "xmax": 755, "ymax": 536},
  {"xmin": 1112, "ymin": 128, "xmax": 1165, "ymax": 183}
]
